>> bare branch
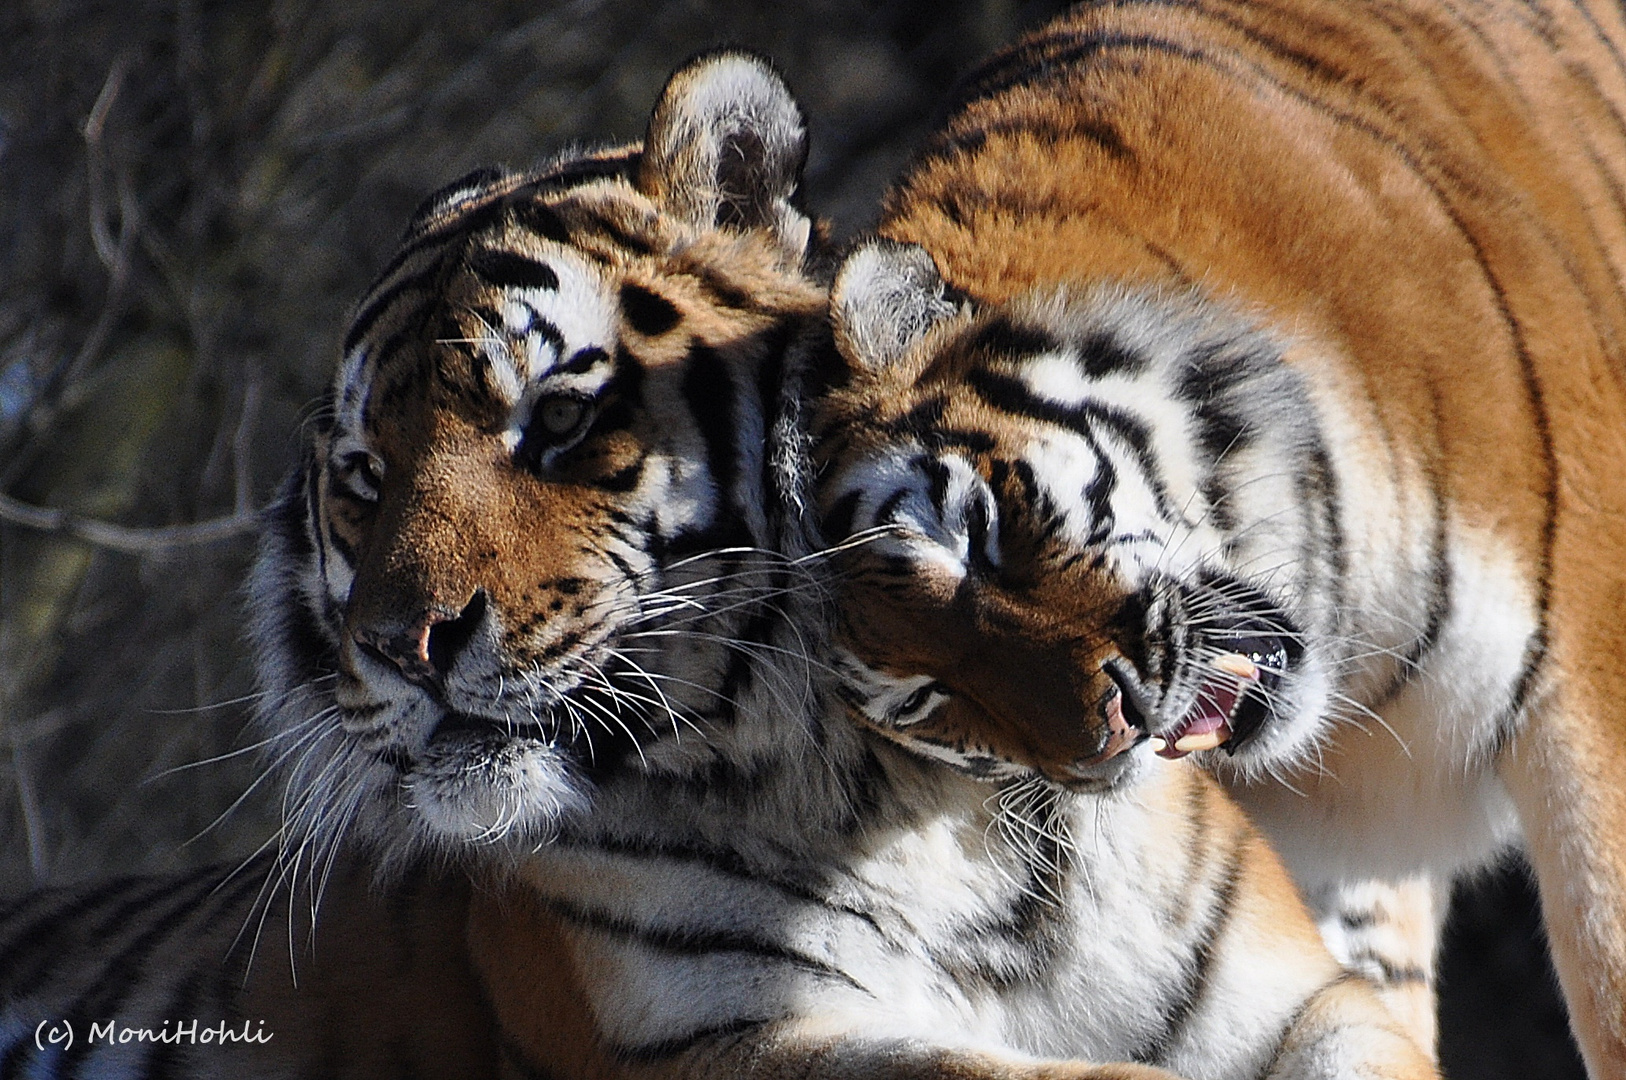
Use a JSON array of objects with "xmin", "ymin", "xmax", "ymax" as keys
[{"xmin": 0, "ymin": 493, "xmax": 258, "ymax": 553}]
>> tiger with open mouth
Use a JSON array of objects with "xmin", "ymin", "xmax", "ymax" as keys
[{"xmin": 810, "ymin": 0, "xmax": 1626, "ymax": 1072}]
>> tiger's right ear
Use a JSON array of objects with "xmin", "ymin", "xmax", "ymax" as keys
[
  {"xmin": 831, "ymin": 239, "xmax": 960, "ymax": 372},
  {"xmin": 640, "ymin": 51, "xmax": 812, "ymax": 258}
]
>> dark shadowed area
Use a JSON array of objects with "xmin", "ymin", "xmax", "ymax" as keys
[{"xmin": 0, "ymin": 3, "xmax": 1588, "ymax": 1076}]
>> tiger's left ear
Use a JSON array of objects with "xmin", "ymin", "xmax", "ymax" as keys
[
  {"xmin": 640, "ymin": 51, "xmax": 812, "ymax": 258},
  {"xmin": 831, "ymin": 239, "xmax": 961, "ymax": 372}
]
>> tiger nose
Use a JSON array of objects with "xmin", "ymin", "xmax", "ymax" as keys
[{"xmin": 353, "ymin": 590, "xmax": 488, "ymax": 687}]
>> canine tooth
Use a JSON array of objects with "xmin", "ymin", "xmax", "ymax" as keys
[
  {"xmin": 1146, "ymin": 736, "xmax": 1167, "ymax": 753},
  {"xmin": 1210, "ymin": 652, "xmax": 1259, "ymax": 680},
  {"xmin": 1173, "ymin": 731, "xmax": 1226, "ymax": 753}
]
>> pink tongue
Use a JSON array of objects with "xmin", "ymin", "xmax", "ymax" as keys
[{"xmin": 1179, "ymin": 679, "xmax": 1241, "ymax": 738}]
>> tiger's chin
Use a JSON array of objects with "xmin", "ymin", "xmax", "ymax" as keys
[{"xmin": 404, "ymin": 726, "xmax": 591, "ymax": 847}]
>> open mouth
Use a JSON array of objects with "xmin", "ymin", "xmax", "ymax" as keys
[{"xmin": 1104, "ymin": 630, "xmax": 1289, "ymax": 761}]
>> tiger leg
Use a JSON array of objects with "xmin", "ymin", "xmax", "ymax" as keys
[
  {"xmin": 1501, "ymin": 701, "xmax": 1626, "ymax": 1080},
  {"xmin": 1263, "ymin": 974, "xmax": 1437, "ymax": 1080},
  {"xmin": 1308, "ymin": 877, "xmax": 1442, "ymax": 1060}
]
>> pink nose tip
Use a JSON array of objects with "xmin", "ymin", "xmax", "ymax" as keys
[
  {"xmin": 353, "ymin": 619, "xmax": 443, "ymax": 685},
  {"xmin": 350, "ymin": 589, "xmax": 489, "ymax": 687}
]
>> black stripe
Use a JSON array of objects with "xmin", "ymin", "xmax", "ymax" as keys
[
  {"xmin": 967, "ymin": 366, "xmax": 1184, "ymax": 527},
  {"xmin": 963, "ymin": 315, "xmax": 1058, "ymax": 361},
  {"xmin": 948, "ymin": 30, "xmax": 1206, "ymax": 116},
  {"xmin": 119, "ymin": 872, "xmax": 267, "ymax": 1080},
  {"xmin": 562, "ymin": 346, "xmax": 607, "ymax": 376},
  {"xmin": 1371, "ymin": 389, "xmax": 1451, "ymax": 709},
  {"xmin": 468, "ymin": 249, "xmax": 560, "ymax": 292},
  {"xmin": 752, "ymin": 319, "xmax": 796, "ymax": 522},
  {"xmin": 608, "ymin": 1017, "xmax": 768, "ymax": 1064},
  {"xmin": 682, "ymin": 344, "xmax": 740, "ymax": 516},
  {"xmin": 589, "ymin": 345, "xmax": 646, "ymax": 435},
  {"xmin": 1299, "ymin": 436, "xmax": 1347, "ymax": 670},
  {"xmin": 1349, "ymin": 952, "xmax": 1431, "ymax": 985},
  {"xmin": 356, "ymin": 191, "xmax": 513, "ymax": 323},
  {"xmin": 821, "ymin": 489, "xmax": 862, "ymax": 543},
  {"xmin": 687, "ymin": 268, "xmax": 758, "ymax": 311},
  {"xmin": 56, "ymin": 872, "xmax": 247, "ymax": 1079},
  {"xmin": 1078, "ymin": 332, "xmax": 1147, "ymax": 378},
  {"xmin": 1131, "ymin": 831, "xmax": 1247, "ymax": 1064},
  {"xmin": 408, "ymin": 166, "xmax": 511, "ymax": 230},
  {"xmin": 574, "ymin": 837, "xmax": 886, "ymax": 938},
  {"xmin": 344, "ymin": 260, "xmax": 447, "ymax": 355},
  {"xmin": 574, "ymin": 208, "xmax": 661, "ymax": 256},
  {"xmin": 542, "ymin": 896, "xmax": 866, "ymax": 993},
  {"xmin": 514, "ymin": 302, "xmax": 566, "ymax": 367},
  {"xmin": 621, "ymin": 283, "xmax": 683, "ymax": 337},
  {"xmin": 1082, "ymin": 444, "xmax": 1118, "ymax": 546},
  {"xmin": 0, "ymin": 874, "xmax": 184, "ymax": 993},
  {"xmin": 593, "ymin": 454, "xmax": 648, "ymax": 494},
  {"xmin": 508, "ymin": 199, "xmax": 574, "ymax": 245},
  {"xmin": 528, "ymin": 152, "xmax": 637, "ymax": 192},
  {"xmin": 892, "ymin": 397, "xmax": 946, "ymax": 439},
  {"xmin": 1338, "ymin": 907, "xmax": 1376, "ymax": 931}
]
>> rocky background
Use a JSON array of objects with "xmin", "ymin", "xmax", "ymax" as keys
[{"xmin": 0, "ymin": 2, "xmax": 1586, "ymax": 1075}]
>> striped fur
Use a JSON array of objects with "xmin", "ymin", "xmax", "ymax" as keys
[
  {"xmin": 0, "ymin": 862, "xmax": 497, "ymax": 1077},
  {"xmin": 812, "ymin": 1, "xmax": 1626, "ymax": 1074},
  {"xmin": 7, "ymin": 44, "xmax": 1439, "ymax": 1080},
  {"xmin": 812, "ymin": 246, "xmax": 1438, "ymax": 1080},
  {"xmin": 2, "ymin": 50, "xmax": 832, "ymax": 1080}
]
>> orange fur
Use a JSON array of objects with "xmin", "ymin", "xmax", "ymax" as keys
[{"xmin": 862, "ymin": 1, "xmax": 1626, "ymax": 1072}]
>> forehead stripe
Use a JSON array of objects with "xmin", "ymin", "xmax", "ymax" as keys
[
  {"xmin": 620, "ymin": 283, "xmax": 682, "ymax": 336},
  {"xmin": 468, "ymin": 249, "xmax": 560, "ymax": 292},
  {"xmin": 508, "ymin": 200, "xmax": 574, "ymax": 245},
  {"xmin": 344, "ymin": 262, "xmax": 446, "ymax": 354},
  {"xmin": 965, "ymin": 366, "xmax": 1184, "ymax": 527}
]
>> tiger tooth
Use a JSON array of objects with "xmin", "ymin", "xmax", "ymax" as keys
[
  {"xmin": 1173, "ymin": 730, "xmax": 1226, "ymax": 753},
  {"xmin": 1210, "ymin": 652, "xmax": 1259, "ymax": 680},
  {"xmin": 1146, "ymin": 736, "xmax": 1167, "ymax": 753}
]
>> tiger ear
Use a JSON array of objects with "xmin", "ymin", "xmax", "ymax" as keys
[
  {"xmin": 831, "ymin": 239, "xmax": 960, "ymax": 371},
  {"xmin": 640, "ymin": 51, "xmax": 812, "ymax": 257}
]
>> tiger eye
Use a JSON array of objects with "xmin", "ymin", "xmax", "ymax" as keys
[{"xmin": 537, "ymin": 397, "xmax": 586, "ymax": 437}]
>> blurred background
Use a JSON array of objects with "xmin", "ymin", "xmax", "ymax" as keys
[{"xmin": 0, "ymin": 2, "xmax": 1586, "ymax": 1075}]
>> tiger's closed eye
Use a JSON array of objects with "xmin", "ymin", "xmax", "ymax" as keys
[{"xmin": 336, "ymin": 451, "xmax": 384, "ymax": 502}]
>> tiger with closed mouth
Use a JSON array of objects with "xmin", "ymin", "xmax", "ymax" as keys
[{"xmin": 810, "ymin": 0, "xmax": 1626, "ymax": 1072}]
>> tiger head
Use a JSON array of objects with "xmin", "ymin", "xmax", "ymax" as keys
[
  {"xmin": 249, "ymin": 53, "xmax": 827, "ymax": 866},
  {"xmin": 814, "ymin": 240, "xmax": 1337, "ymax": 791}
]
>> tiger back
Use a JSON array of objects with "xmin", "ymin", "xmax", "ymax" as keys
[{"xmin": 811, "ymin": 2, "xmax": 1626, "ymax": 1074}]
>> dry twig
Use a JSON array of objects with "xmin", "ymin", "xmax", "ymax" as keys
[{"xmin": 0, "ymin": 492, "xmax": 258, "ymax": 554}]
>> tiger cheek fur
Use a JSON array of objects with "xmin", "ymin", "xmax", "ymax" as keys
[{"xmin": 829, "ymin": 499, "xmax": 1142, "ymax": 785}]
